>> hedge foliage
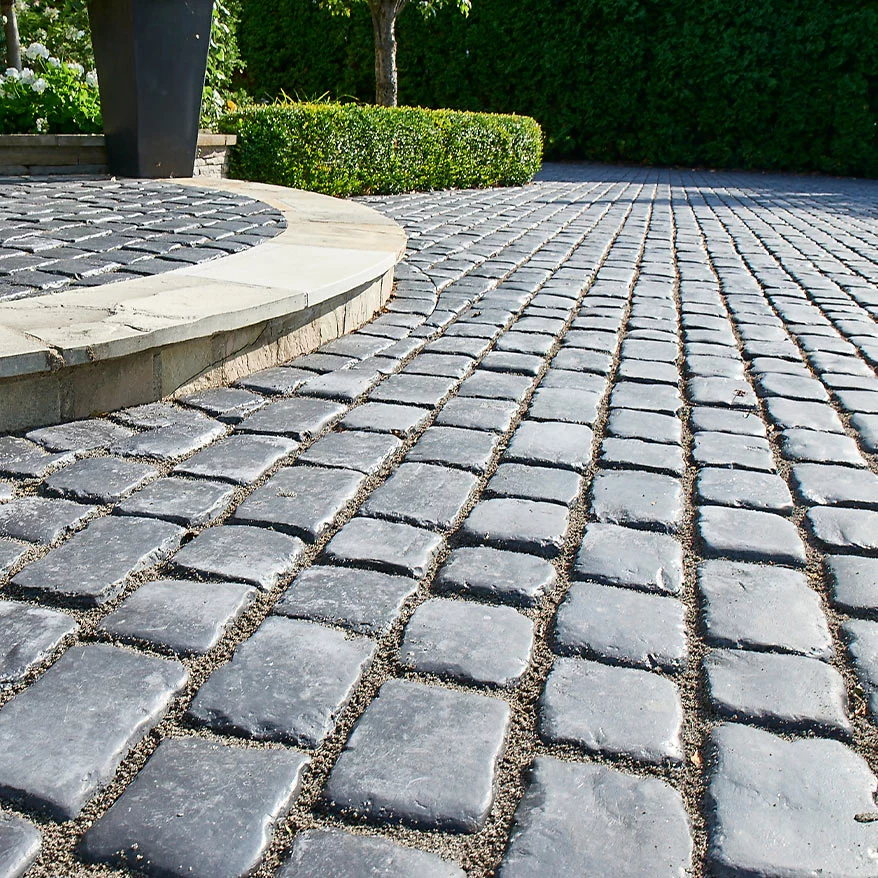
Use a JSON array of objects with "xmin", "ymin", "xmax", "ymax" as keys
[
  {"xmin": 239, "ymin": 0, "xmax": 877, "ymax": 177},
  {"xmin": 219, "ymin": 102, "xmax": 543, "ymax": 195}
]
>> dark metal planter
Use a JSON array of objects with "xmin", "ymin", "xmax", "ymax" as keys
[{"xmin": 87, "ymin": 0, "xmax": 214, "ymax": 178}]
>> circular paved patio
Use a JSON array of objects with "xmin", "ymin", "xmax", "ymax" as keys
[{"xmin": 0, "ymin": 165, "xmax": 876, "ymax": 877}]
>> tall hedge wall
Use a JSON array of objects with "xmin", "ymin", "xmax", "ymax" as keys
[{"xmin": 239, "ymin": 0, "xmax": 877, "ymax": 177}]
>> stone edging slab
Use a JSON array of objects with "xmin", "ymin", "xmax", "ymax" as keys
[{"xmin": 0, "ymin": 177, "xmax": 407, "ymax": 431}]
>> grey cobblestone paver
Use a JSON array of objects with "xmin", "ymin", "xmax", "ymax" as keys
[{"xmin": 0, "ymin": 166, "xmax": 876, "ymax": 875}]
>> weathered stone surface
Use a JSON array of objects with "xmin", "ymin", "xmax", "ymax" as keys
[
  {"xmin": 698, "ymin": 560, "xmax": 833, "ymax": 659},
  {"xmin": 690, "ymin": 406, "xmax": 766, "ymax": 437},
  {"xmin": 237, "ymin": 397, "xmax": 346, "ymax": 439},
  {"xmin": 99, "ymin": 579, "xmax": 256, "ymax": 654},
  {"xmin": 791, "ymin": 463, "xmax": 878, "ymax": 508},
  {"xmin": 232, "ymin": 465, "xmax": 365, "ymax": 541},
  {"xmin": 591, "ymin": 469, "xmax": 683, "ymax": 532},
  {"xmin": 234, "ymin": 365, "xmax": 312, "ymax": 395},
  {"xmin": 527, "ymin": 386, "xmax": 601, "ymax": 426},
  {"xmin": 362, "ymin": 463, "xmax": 479, "ymax": 530},
  {"xmin": 843, "ymin": 619, "xmax": 878, "ymax": 719},
  {"xmin": 826, "ymin": 555, "xmax": 878, "ymax": 616},
  {"xmin": 370, "ymin": 374, "xmax": 458, "ymax": 408},
  {"xmin": 406, "ymin": 426, "xmax": 499, "ymax": 472},
  {"xmin": 505, "ymin": 419, "xmax": 593, "ymax": 472},
  {"xmin": 807, "ymin": 506, "xmax": 878, "ymax": 552},
  {"xmin": 434, "ymin": 396, "xmax": 520, "ymax": 433},
  {"xmin": 0, "ymin": 813, "xmax": 41, "ymax": 878},
  {"xmin": 0, "ymin": 437, "xmax": 73, "ymax": 479},
  {"xmin": 704, "ymin": 648, "xmax": 850, "ymax": 734},
  {"xmin": 554, "ymin": 581, "xmax": 687, "ymax": 671},
  {"xmin": 400, "ymin": 598, "xmax": 533, "ymax": 686},
  {"xmin": 606, "ymin": 409, "xmax": 682, "ymax": 445},
  {"xmin": 325, "ymin": 679, "xmax": 510, "ymax": 832},
  {"xmin": 116, "ymin": 477, "xmax": 235, "ymax": 527},
  {"xmin": 277, "ymin": 828, "xmax": 464, "ymax": 878},
  {"xmin": 500, "ymin": 758, "xmax": 692, "ymax": 878},
  {"xmin": 698, "ymin": 506, "xmax": 806, "ymax": 566},
  {"xmin": 275, "ymin": 565, "xmax": 418, "ymax": 635},
  {"xmin": 764, "ymin": 397, "xmax": 845, "ymax": 433},
  {"xmin": 173, "ymin": 434, "xmax": 298, "ymax": 484},
  {"xmin": 44, "ymin": 456, "xmax": 157, "ymax": 504},
  {"xmin": 80, "ymin": 737, "xmax": 308, "ymax": 878},
  {"xmin": 297, "ymin": 429, "xmax": 402, "ymax": 474},
  {"xmin": 27, "ymin": 418, "xmax": 134, "ymax": 452},
  {"xmin": 0, "ymin": 539, "xmax": 28, "ymax": 576},
  {"xmin": 599, "ymin": 437, "xmax": 685, "ymax": 476},
  {"xmin": 692, "ymin": 432, "xmax": 775, "ymax": 471},
  {"xmin": 0, "ymin": 496, "xmax": 94, "ymax": 544},
  {"xmin": 706, "ymin": 723, "xmax": 878, "ymax": 877},
  {"xmin": 540, "ymin": 657, "xmax": 684, "ymax": 763},
  {"xmin": 189, "ymin": 616, "xmax": 375, "ymax": 747},
  {"xmin": 12, "ymin": 516, "xmax": 185, "ymax": 606},
  {"xmin": 180, "ymin": 387, "xmax": 267, "ymax": 423},
  {"xmin": 299, "ymin": 366, "xmax": 382, "ymax": 402},
  {"xmin": 340, "ymin": 402, "xmax": 432, "ymax": 436},
  {"xmin": 573, "ymin": 523, "xmax": 683, "ymax": 594},
  {"xmin": 324, "ymin": 517, "xmax": 443, "ymax": 578},
  {"xmin": 696, "ymin": 468, "xmax": 793, "ymax": 513},
  {"xmin": 108, "ymin": 421, "xmax": 227, "ymax": 461},
  {"xmin": 0, "ymin": 600, "xmax": 77, "ymax": 686},
  {"xmin": 0, "ymin": 644, "xmax": 187, "ymax": 819},
  {"xmin": 486, "ymin": 462, "xmax": 581, "ymax": 506},
  {"xmin": 780, "ymin": 428, "xmax": 867, "ymax": 466},
  {"xmin": 459, "ymin": 497, "xmax": 569, "ymax": 558},
  {"xmin": 172, "ymin": 525, "xmax": 306, "ymax": 590}
]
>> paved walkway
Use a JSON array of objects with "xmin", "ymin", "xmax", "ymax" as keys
[{"xmin": 0, "ymin": 165, "xmax": 877, "ymax": 877}]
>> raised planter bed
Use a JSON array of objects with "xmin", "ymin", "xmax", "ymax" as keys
[{"xmin": 0, "ymin": 132, "xmax": 237, "ymax": 177}]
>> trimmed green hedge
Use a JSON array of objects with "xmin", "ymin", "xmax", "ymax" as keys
[
  {"xmin": 238, "ymin": 0, "xmax": 877, "ymax": 178},
  {"xmin": 218, "ymin": 102, "xmax": 543, "ymax": 195}
]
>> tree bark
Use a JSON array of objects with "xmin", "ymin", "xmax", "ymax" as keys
[
  {"xmin": 370, "ymin": 2, "xmax": 398, "ymax": 107},
  {"xmin": 1, "ymin": 0, "xmax": 21, "ymax": 71}
]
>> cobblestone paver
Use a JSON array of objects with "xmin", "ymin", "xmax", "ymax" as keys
[
  {"xmin": 0, "ymin": 164, "xmax": 877, "ymax": 876},
  {"xmin": 0, "ymin": 180, "xmax": 285, "ymax": 301}
]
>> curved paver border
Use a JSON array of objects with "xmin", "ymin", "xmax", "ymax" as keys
[{"xmin": 0, "ymin": 178, "xmax": 407, "ymax": 432}]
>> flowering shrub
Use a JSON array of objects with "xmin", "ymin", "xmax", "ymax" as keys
[{"xmin": 0, "ymin": 42, "xmax": 101, "ymax": 134}]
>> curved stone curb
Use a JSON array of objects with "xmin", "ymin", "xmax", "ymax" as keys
[{"xmin": 0, "ymin": 178, "xmax": 407, "ymax": 432}]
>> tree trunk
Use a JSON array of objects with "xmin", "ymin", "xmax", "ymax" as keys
[
  {"xmin": 370, "ymin": 2, "xmax": 398, "ymax": 107},
  {"xmin": 1, "ymin": 0, "xmax": 21, "ymax": 71}
]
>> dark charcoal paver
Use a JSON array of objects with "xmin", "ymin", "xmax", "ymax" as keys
[
  {"xmin": 459, "ymin": 497, "xmax": 569, "ymax": 558},
  {"xmin": 274, "ymin": 565, "xmax": 418, "ymax": 635},
  {"xmin": 540, "ymin": 657, "xmax": 683, "ymax": 763},
  {"xmin": 297, "ymin": 430, "xmax": 402, "ymax": 474},
  {"xmin": 705, "ymin": 649, "xmax": 850, "ymax": 734},
  {"xmin": 0, "ymin": 539, "xmax": 28, "ymax": 576},
  {"xmin": 573, "ymin": 523, "xmax": 683, "ymax": 594},
  {"xmin": 0, "ymin": 496, "xmax": 94, "ymax": 544},
  {"xmin": 172, "ymin": 525, "xmax": 306, "ymax": 590},
  {"xmin": 400, "ymin": 598, "xmax": 534, "ymax": 687},
  {"xmin": 180, "ymin": 387, "xmax": 267, "ymax": 423},
  {"xmin": 698, "ymin": 560, "xmax": 833, "ymax": 659},
  {"xmin": 370, "ymin": 374, "xmax": 458, "ymax": 408},
  {"xmin": 500, "ymin": 757, "xmax": 692, "ymax": 877},
  {"xmin": 237, "ymin": 397, "xmax": 346, "ymax": 439},
  {"xmin": 44, "ymin": 456, "xmax": 157, "ymax": 504},
  {"xmin": 0, "ymin": 437, "xmax": 73, "ymax": 479},
  {"xmin": 324, "ymin": 517, "xmax": 443, "ymax": 578},
  {"xmin": 325, "ymin": 678, "xmax": 510, "ymax": 832},
  {"xmin": 173, "ymin": 434, "xmax": 298, "ymax": 484},
  {"xmin": 706, "ymin": 723, "xmax": 878, "ymax": 877},
  {"xmin": 435, "ymin": 545, "xmax": 556, "ymax": 606},
  {"xmin": 277, "ymin": 828, "xmax": 464, "ymax": 877},
  {"xmin": 189, "ymin": 616, "xmax": 375, "ymax": 747},
  {"xmin": 115, "ymin": 477, "xmax": 235, "ymax": 527},
  {"xmin": 590, "ymin": 469, "xmax": 683, "ymax": 532},
  {"xmin": 554, "ymin": 581, "xmax": 687, "ymax": 671},
  {"xmin": 827, "ymin": 555, "xmax": 878, "ymax": 617},
  {"xmin": 232, "ymin": 465, "xmax": 365, "ymax": 541},
  {"xmin": 99, "ymin": 579, "xmax": 256, "ymax": 654},
  {"xmin": 81, "ymin": 737, "xmax": 307, "ymax": 878},
  {"xmin": 234, "ymin": 366, "xmax": 312, "ymax": 396},
  {"xmin": 434, "ymin": 396, "xmax": 520, "ymax": 433},
  {"xmin": 108, "ymin": 421, "xmax": 227, "ymax": 461},
  {"xmin": 0, "ymin": 644, "xmax": 186, "ymax": 819},
  {"xmin": 0, "ymin": 813, "xmax": 41, "ymax": 878},
  {"xmin": 698, "ymin": 507, "xmax": 806, "ymax": 566},
  {"xmin": 26, "ymin": 418, "xmax": 134, "ymax": 452},
  {"xmin": 340, "ymin": 402, "xmax": 432, "ymax": 436},
  {"xmin": 0, "ymin": 600, "xmax": 77, "ymax": 686},
  {"xmin": 362, "ymin": 463, "xmax": 479, "ymax": 530},
  {"xmin": 12, "ymin": 515, "xmax": 185, "ymax": 606}
]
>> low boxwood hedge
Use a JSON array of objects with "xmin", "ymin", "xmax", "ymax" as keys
[{"xmin": 218, "ymin": 102, "xmax": 543, "ymax": 196}]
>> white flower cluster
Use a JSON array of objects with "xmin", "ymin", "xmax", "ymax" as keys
[{"xmin": 0, "ymin": 46, "xmax": 99, "ymax": 95}]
